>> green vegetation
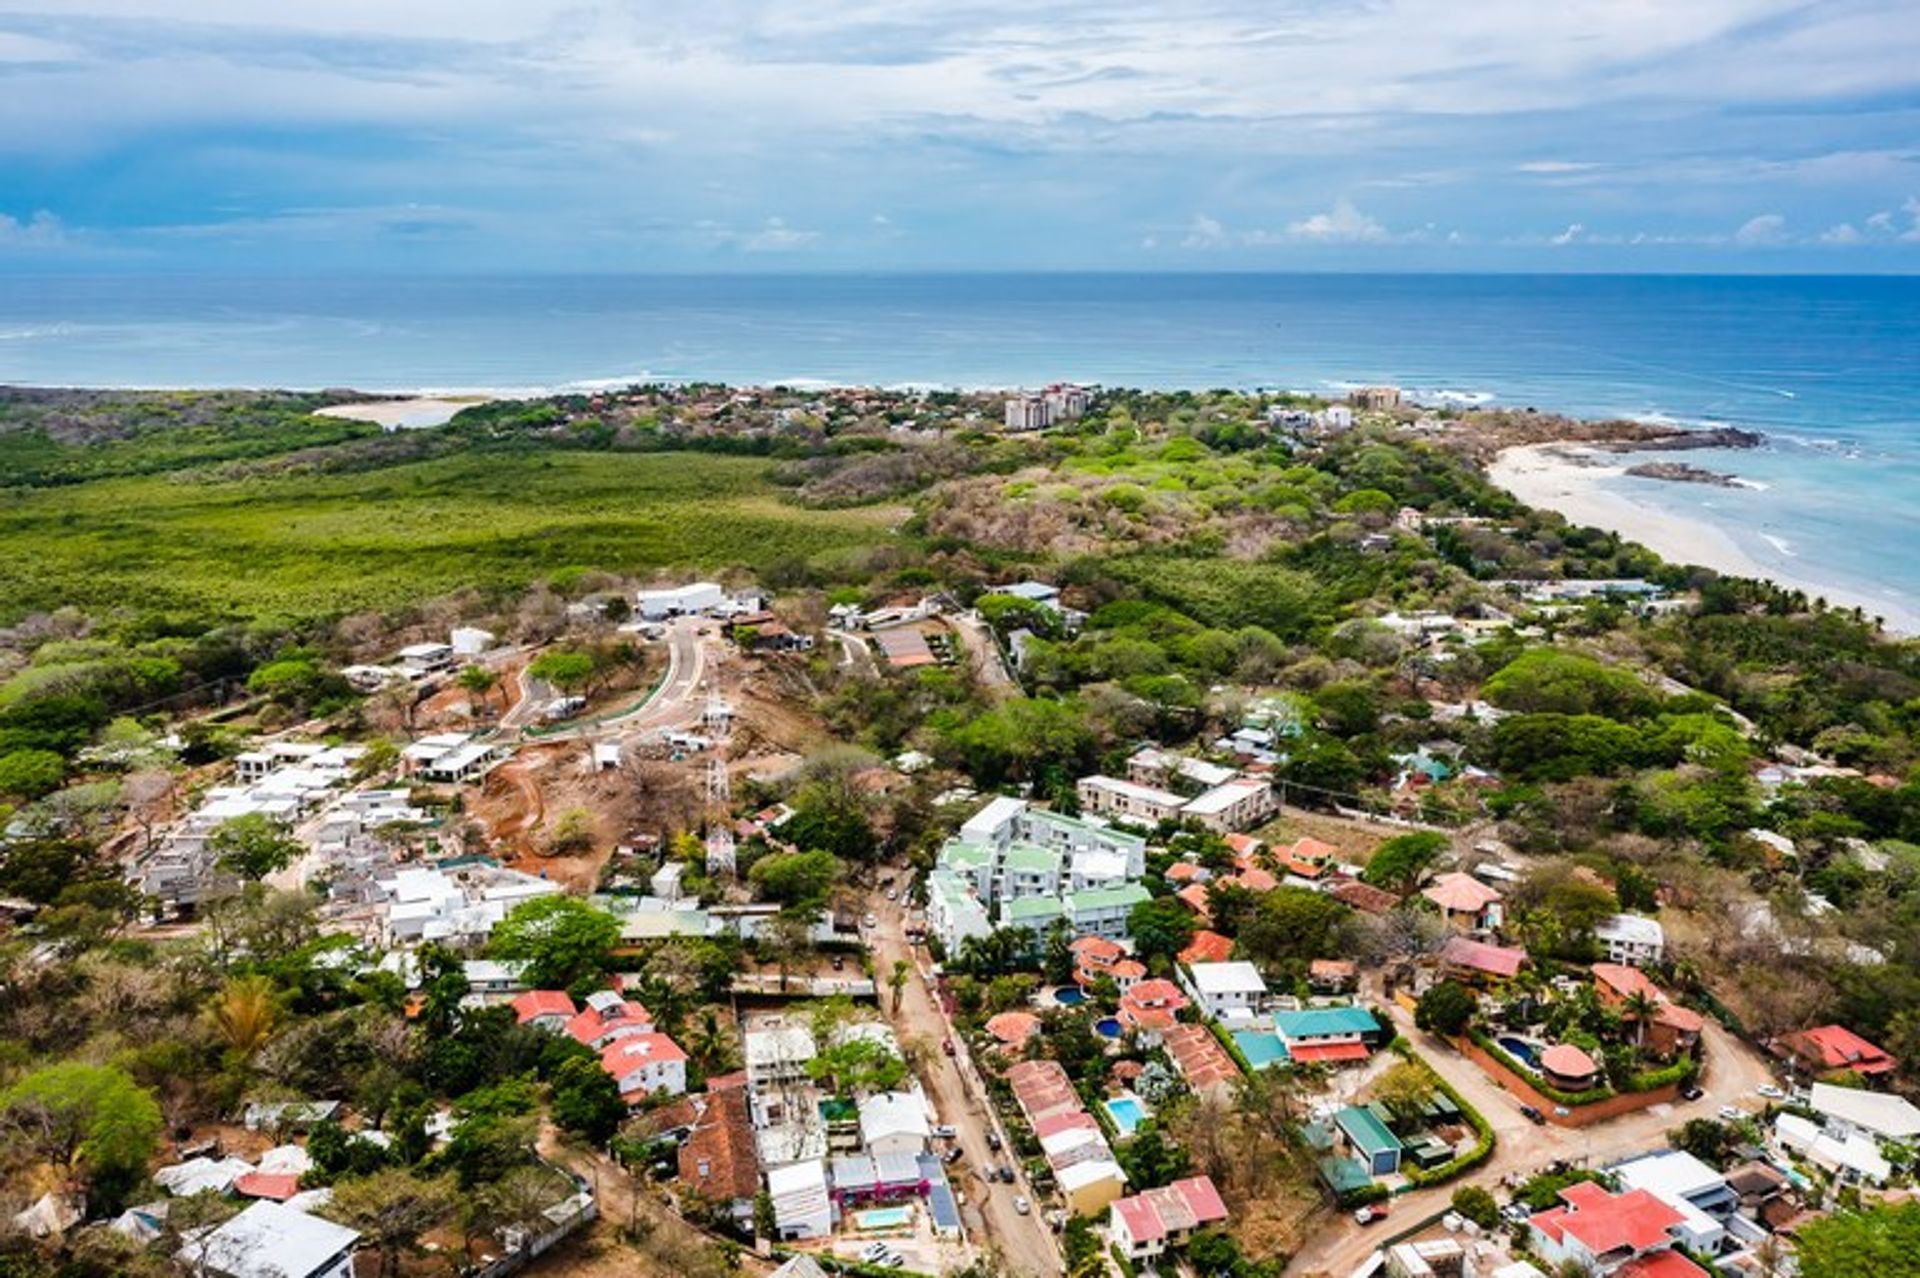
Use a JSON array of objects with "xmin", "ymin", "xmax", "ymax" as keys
[{"xmin": 1795, "ymin": 1201, "xmax": 1920, "ymax": 1278}]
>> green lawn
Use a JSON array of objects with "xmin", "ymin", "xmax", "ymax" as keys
[{"xmin": 1, "ymin": 450, "xmax": 902, "ymax": 625}]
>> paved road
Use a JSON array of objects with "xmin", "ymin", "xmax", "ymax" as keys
[
  {"xmin": 868, "ymin": 894, "xmax": 1059, "ymax": 1276},
  {"xmin": 506, "ymin": 618, "xmax": 712, "ymax": 745},
  {"xmin": 826, "ymin": 627, "xmax": 878, "ymax": 679},
  {"xmin": 1288, "ymin": 1000, "xmax": 1779, "ymax": 1277}
]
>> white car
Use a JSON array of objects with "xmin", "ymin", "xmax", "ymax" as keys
[
  {"xmin": 863, "ymin": 912, "xmax": 878, "ymax": 928},
  {"xmin": 1013, "ymin": 1195, "xmax": 1031, "ymax": 1215},
  {"xmin": 931, "ymin": 1124, "xmax": 958, "ymax": 1139},
  {"xmin": 1719, "ymin": 1105, "xmax": 1746, "ymax": 1122},
  {"xmin": 860, "ymin": 1243, "xmax": 891, "ymax": 1263},
  {"xmin": 1756, "ymin": 1084, "xmax": 1785, "ymax": 1100}
]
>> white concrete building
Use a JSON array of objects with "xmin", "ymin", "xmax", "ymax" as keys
[
  {"xmin": 765, "ymin": 1159, "xmax": 832, "ymax": 1240},
  {"xmin": 1180, "ymin": 777, "xmax": 1277, "ymax": 834},
  {"xmin": 636, "ymin": 581, "xmax": 726, "ymax": 619},
  {"xmin": 1064, "ymin": 883, "xmax": 1152, "ymax": 941},
  {"xmin": 397, "ymin": 642, "xmax": 455, "ymax": 674},
  {"xmin": 1181, "ymin": 961, "xmax": 1269, "ymax": 1022},
  {"xmin": 1807, "ymin": 1082, "xmax": 1920, "ymax": 1144},
  {"xmin": 1595, "ymin": 914, "xmax": 1666, "ymax": 967},
  {"xmin": 1077, "ymin": 775, "xmax": 1187, "ymax": 825},
  {"xmin": 449, "ymin": 626, "xmax": 495, "ymax": 656},
  {"xmin": 857, "ymin": 1090, "xmax": 932, "ymax": 1157}
]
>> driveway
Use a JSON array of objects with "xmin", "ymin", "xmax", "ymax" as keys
[
  {"xmin": 868, "ymin": 894, "xmax": 1059, "ymax": 1276},
  {"xmin": 948, "ymin": 612, "xmax": 1017, "ymax": 700},
  {"xmin": 1288, "ymin": 999, "xmax": 1780, "ymax": 1277}
]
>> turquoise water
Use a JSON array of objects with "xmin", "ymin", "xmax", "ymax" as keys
[
  {"xmin": 854, "ymin": 1206, "xmax": 913, "ymax": 1231},
  {"xmin": 1104, "ymin": 1096, "xmax": 1147, "ymax": 1135},
  {"xmin": 1052, "ymin": 988, "xmax": 1086, "ymax": 1007},
  {"xmin": 5, "ymin": 272, "xmax": 1918, "ymax": 612},
  {"xmin": 1233, "ymin": 1030, "xmax": 1291, "ymax": 1070}
]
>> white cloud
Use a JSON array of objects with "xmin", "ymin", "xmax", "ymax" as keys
[
  {"xmin": 1819, "ymin": 222, "xmax": 1863, "ymax": 244},
  {"xmin": 1733, "ymin": 213, "xmax": 1788, "ymax": 246},
  {"xmin": 1517, "ymin": 160, "xmax": 1599, "ymax": 174},
  {"xmin": 0, "ymin": 210, "xmax": 67, "ymax": 247},
  {"xmin": 1282, "ymin": 199, "xmax": 1388, "ymax": 244},
  {"xmin": 738, "ymin": 217, "xmax": 820, "ymax": 252},
  {"xmin": 1181, "ymin": 213, "xmax": 1229, "ymax": 249},
  {"xmin": 1549, "ymin": 222, "xmax": 1584, "ymax": 245}
]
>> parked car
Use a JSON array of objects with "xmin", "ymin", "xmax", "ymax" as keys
[
  {"xmin": 942, "ymin": 1038, "xmax": 956, "ymax": 1057},
  {"xmin": 945, "ymin": 1146, "xmax": 964, "ymax": 1165},
  {"xmin": 1719, "ymin": 1105, "xmax": 1746, "ymax": 1122},
  {"xmin": 882, "ymin": 1255, "xmax": 905, "ymax": 1269},
  {"xmin": 932, "ymin": 1124, "xmax": 957, "ymax": 1139},
  {"xmin": 863, "ymin": 912, "xmax": 878, "ymax": 928},
  {"xmin": 861, "ymin": 1243, "xmax": 891, "ymax": 1263},
  {"xmin": 831, "ymin": 954, "xmax": 845, "ymax": 971},
  {"xmin": 885, "ymin": 888, "xmax": 898, "ymax": 901},
  {"xmin": 986, "ymin": 1133, "xmax": 1003, "ymax": 1152},
  {"xmin": 1519, "ymin": 1104, "xmax": 1546, "ymax": 1125},
  {"xmin": 1014, "ymin": 1195, "xmax": 1032, "ymax": 1215},
  {"xmin": 997, "ymin": 1166, "xmax": 1016, "ymax": 1183},
  {"xmin": 1757, "ymin": 1084, "xmax": 1785, "ymax": 1100},
  {"xmin": 1680, "ymin": 1084, "xmax": 1704, "ymax": 1101},
  {"xmin": 1353, "ymin": 1203, "xmax": 1388, "ymax": 1225}
]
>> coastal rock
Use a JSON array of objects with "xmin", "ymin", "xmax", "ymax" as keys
[
  {"xmin": 1623, "ymin": 461, "xmax": 1742, "ymax": 487},
  {"xmin": 1598, "ymin": 426, "xmax": 1764, "ymax": 453}
]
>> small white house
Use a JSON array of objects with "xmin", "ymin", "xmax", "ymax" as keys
[
  {"xmin": 857, "ymin": 1090, "xmax": 932, "ymax": 1157},
  {"xmin": 600, "ymin": 1033, "xmax": 689, "ymax": 1102},
  {"xmin": 1181, "ymin": 961, "xmax": 1269, "ymax": 1022},
  {"xmin": 636, "ymin": 582, "xmax": 726, "ymax": 620},
  {"xmin": 396, "ymin": 642, "xmax": 455, "ymax": 674},
  {"xmin": 449, "ymin": 627, "xmax": 495, "ymax": 656},
  {"xmin": 766, "ymin": 1159, "xmax": 832, "ymax": 1240},
  {"xmin": 183, "ymin": 1201, "xmax": 359, "ymax": 1278},
  {"xmin": 1595, "ymin": 914, "xmax": 1665, "ymax": 967}
]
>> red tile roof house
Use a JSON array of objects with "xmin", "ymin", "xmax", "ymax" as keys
[
  {"xmin": 1422, "ymin": 872, "xmax": 1504, "ymax": 931},
  {"xmin": 1118, "ymin": 979, "xmax": 1191, "ymax": 1042},
  {"xmin": 1776, "ymin": 1025, "xmax": 1897, "ymax": 1081},
  {"xmin": 1178, "ymin": 930, "xmax": 1235, "ymax": 966},
  {"xmin": 678, "ymin": 1086, "xmax": 761, "ymax": 1225},
  {"xmin": 510, "ymin": 989, "xmax": 577, "ymax": 1033},
  {"xmin": 1438, "ymin": 935, "xmax": 1528, "ymax": 987},
  {"xmin": 601, "ymin": 1031, "xmax": 690, "ymax": 1102},
  {"xmin": 1528, "ymin": 1180, "xmax": 1698, "ymax": 1276},
  {"xmin": 565, "ymin": 990, "xmax": 656, "ymax": 1050},
  {"xmin": 1327, "ymin": 878, "xmax": 1400, "ymax": 916},
  {"xmin": 1175, "ymin": 883, "xmax": 1213, "ymax": 922},
  {"xmin": 1107, "ymin": 1175, "xmax": 1230, "ymax": 1264},
  {"xmin": 1161, "ymin": 1023, "xmax": 1241, "ymax": 1095},
  {"xmin": 1072, "ymin": 935, "xmax": 1145, "ymax": 990},
  {"xmin": 1590, "ymin": 964, "xmax": 1704, "ymax": 1059}
]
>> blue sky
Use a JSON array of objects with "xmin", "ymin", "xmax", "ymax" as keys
[{"xmin": 3, "ymin": 1, "xmax": 1920, "ymax": 271}]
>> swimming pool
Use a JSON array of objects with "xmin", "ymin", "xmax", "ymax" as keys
[
  {"xmin": 1498, "ymin": 1036, "xmax": 1540, "ymax": 1069},
  {"xmin": 1053, "ymin": 987, "xmax": 1086, "ymax": 1006},
  {"xmin": 1105, "ymin": 1095, "xmax": 1148, "ymax": 1136},
  {"xmin": 1094, "ymin": 1017, "xmax": 1122, "ymax": 1038},
  {"xmin": 854, "ymin": 1206, "xmax": 914, "ymax": 1231},
  {"xmin": 1232, "ymin": 1030, "xmax": 1291, "ymax": 1070}
]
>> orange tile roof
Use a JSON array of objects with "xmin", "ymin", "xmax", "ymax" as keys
[
  {"xmin": 1175, "ymin": 883, "xmax": 1212, "ymax": 919},
  {"xmin": 985, "ymin": 1011, "xmax": 1042, "ymax": 1047},
  {"xmin": 1165, "ymin": 861, "xmax": 1205, "ymax": 883},
  {"xmin": 1163, "ymin": 1023, "xmax": 1240, "ymax": 1090},
  {"xmin": 1229, "ymin": 867, "xmax": 1279, "ymax": 893},
  {"xmin": 1423, "ymin": 872, "xmax": 1501, "ymax": 913},
  {"xmin": 679, "ymin": 1086, "xmax": 760, "ymax": 1204},
  {"xmin": 232, "ymin": 1171, "xmax": 301, "ymax": 1201},
  {"xmin": 1179, "ymin": 930, "xmax": 1235, "ymax": 965},
  {"xmin": 511, "ymin": 990, "xmax": 576, "ymax": 1023}
]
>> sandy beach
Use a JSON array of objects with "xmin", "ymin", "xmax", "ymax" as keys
[
  {"xmin": 1489, "ymin": 443, "xmax": 1920, "ymax": 635},
  {"xmin": 315, "ymin": 396, "xmax": 485, "ymax": 430}
]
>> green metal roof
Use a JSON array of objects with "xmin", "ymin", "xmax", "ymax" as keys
[
  {"xmin": 937, "ymin": 840, "xmax": 995, "ymax": 870},
  {"xmin": 1001, "ymin": 896, "xmax": 1066, "ymax": 924},
  {"xmin": 1317, "ymin": 1155, "xmax": 1373, "ymax": 1194},
  {"xmin": 1334, "ymin": 1105, "xmax": 1402, "ymax": 1158},
  {"xmin": 1274, "ymin": 1006, "xmax": 1380, "ymax": 1039},
  {"xmin": 1066, "ymin": 883, "xmax": 1152, "ymax": 912},
  {"xmin": 1001, "ymin": 843, "xmax": 1062, "ymax": 873}
]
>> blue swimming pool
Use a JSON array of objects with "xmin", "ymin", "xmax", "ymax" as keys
[
  {"xmin": 1498, "ymin": 1036, "xmax": 1540, "ymax": 1068},
  {"xmin": 1105, "ymin": 1095, "xmax": 1148, "ymax": 1135},
  {"xmin": 854, "ymin": 1206, "xmax": 914, "ymax": 1231},
  {"xmin": 1053, "ymin": 987, "xmax": 1086, "ymax": 1006},
  {"xmin": 1232, "ymin": 1030, "xmax": 1290, "ymax": 1070},
  {"xmin": 1095, "ymin": 1017, "xmax": 1122, "ymax": 1038}
]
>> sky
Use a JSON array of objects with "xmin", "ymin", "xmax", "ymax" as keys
[{"xmin": 2, "ymin": 1, "xmax": 1920, "ymax": 272}]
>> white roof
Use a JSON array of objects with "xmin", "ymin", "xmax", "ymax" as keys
[
  {"xmin": 858, "ymin": 1091, "xmax": 931, "ymax": 1142},
  {"xmin": 156, "ymin": 1156, "xmax": 254, "ymax": 1197},
  {"xmin": 1182, "ymin": 777, "xmax": 1268, "ymax": 816},
  {"xmin": 745, "ymin": 1024, "xmax": 817, "ymax": 1068},
  {"xmin": 1596, "ymin": 913, "xmax": 1665, "ymax": 945},
  {"xmin": 1055, "ymin": 1158, "xmax": 1126, "ymax": 1191},
  {"xmin": 398, "ymin": 642, "xmax": 452, "ymax": 657},
  {"xmin": 765, "ymin": 1159, "xmax": 829, "ymax": 1197},
  {"xmin": 960, "ymin": 795, "xmax": 1027, "ymax": 841},
  {"xmin": 1776, "ymin": 1112, "xmax": 1890, "ymax": 1183},
  {"xmin": 1186, "ymin": 960, "xmax": 1268, "ymax": 995},
  {"xmin": 185, "ymin": 1201, "xmax": 359, "ymax": 1278},
  {"xmin": 1612, "ymin": 1149, "xmax": 1726, "ymax": 1202},
  {"xmin": 1809, "ymin": 1082, "xmax": 1920, "ymax": 1140},
  {"xmin": 1082, "ymin": 775, "xmax": 1184, "ymax": 807}
]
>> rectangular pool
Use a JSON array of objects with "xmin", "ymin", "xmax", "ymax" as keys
[
  {"xmin": 1104, "ymin": 1095, "xmax": 1148, "ymax": 1136},
  {"xmin": 1233, "ymin": 1030, "xmax": 1291, "ymax": 1070},
  {"xmin": 853, "ymin": 1206, "xmax": 914, "ymax": 1231}
]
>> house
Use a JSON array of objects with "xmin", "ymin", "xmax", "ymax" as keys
[
  {"xmin": 1334, "ymin": 1105, "xmax": 1403, "ymax": 1176},
  {"xmin": 1161, "ymin": 1023, "xmax": 1241, "ymax": 1094},
  {"xmin": 1527, "ymin": 1181, "xmax": 1690, "ymax": 1276},
  {"xmin": 1328, "ymin": 878, "xmax": 1400, "ymax": 916},
  {"xmin": 182, "ymin": 1201, "xmax": 359, "ymax": 1278},
  {"xmin": 678, "ymin": 1086, "xmax": 760, "ymax": 1224},
  {"xmin": 1776, "ymin": 1024, "xmax": 1896, "ymax": 1081},
  {"xmin": 984, "ymin": 1011, "xmax": 1041, "ymax": 1054},
  {"xmin": 1071, "ymin": 935, "xmax": 1145, "ymax": 990},
  {"xmin": 1422, "ymin": 873, "xmax": 1503, "ymax": 931},
  {"xmin": 770, "ymin": 1255, "xmax": 831, "ymax": 1278},
  {"xmin": 1107, "ymin": 1175, "xmax": 1229, "ymax": 1264},
  {"xmin": 1181, "ymin": 961, "xmax": 1269, "ymax": 1022},
  {"xmin": 1540, "ymin": 1044, "xmax": 1602, "ymax": 1093},
  {"xmin": 1309, "ymin": 959, "xmax": 1358, "ymax": 994},
  {"xmin": 765, "ymin": 1159, "xmax": 832, "ymax": 1240},
  {"xmin": 1596, "ymin": 914, "xmax": 1666, "ymax": 967},
  {"xmin": 1273, "ymin": 1006, "xmax": 1380, "ymax": 1064},
  {"xmin": 510, "ymin": 990, "xmax": 576, "ymax": 1033},
  {"xmin": 1774, "ymin": 1112, "xmax": 1892, "ymax": 1185},
  {"xmin": 829, "ymin": 1152, "xmax": 928, "ymax": 1204},
  {"xmin": 397, "ymin": 641, "xmax": 455, "ymax": 674},
  {"xmin": 600, "ymin": 1032, "xmax": 689, "ymax": 1101},
  {"xmin": 1437, "ymin": 935, "xmax": 1527, "ymax": 987},
  {"xmin": 1181, "ymin": 777, "xmax": 1278, "ymax": 834},
  {"xmin": 858, "ymin": 1091, "xmax": 932, "ymax": 1157},
  {"xmin": 873, "ymin": 626, "xmax": 938, "ymax": 669},
  {"xmin": 1806, "ymin": 1081, "xmax": 1920, "ymax": 1143},
  {"xmin": 1610, "ymin": 1151, "xmax": 1738, "ymax": 1253},
  {"xmin": 566, "ymin": 991, "xmax": 656, "ymax": 1050},
  {"xmin": 450, "ymin": 626, "xmax": 495, "ymax": 656},
  {"xmin": 1077, "ymin": 775, "xmax": 1186, "ymax": 826},
  {"xmin": 1118, "ymin": 979, "xmax": 1189, "ymax": 1039},
  {"xmin": 1127, "ymin": 748, "xmax": 1237, "ymax": 792},
  {"xmin": 1591, "ymin": 964, "xmax": 1703, "ymax": 1058},
  {"xmin": 1178, "ymin": 930, "xmax": 1235, "ymax": 966}
]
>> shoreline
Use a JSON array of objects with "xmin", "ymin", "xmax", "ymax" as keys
[{"xmin": 1489, "ymin": 443, "xmax": 1920, "ymax": 636}]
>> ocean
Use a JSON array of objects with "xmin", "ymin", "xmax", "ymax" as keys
[{"xmin": 3, "ymin": 272, "xmax": 1917, "ymax": 619}]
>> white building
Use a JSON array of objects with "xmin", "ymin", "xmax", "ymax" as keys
[
  {"xmin": 1181, "ymin": 961, "xmax": 1269, "ymax": 1022},
  {"xmin": 925, "ymin": 872, "xmax": 993, "ymax": 953},
  {"xmin": 402, "ymin": 732, "xmax": 506, "ymax": 784},
  {"xmin": 1595, "ymin": 914, "xmax": 1666, "ymax": 967},
  {"xmin": 396, "ymin": 642, "xmax": 455, "ymax": 674},
  {"xmin": 1077, "ymin": 775, "xmax": 1187, "ymax": 825},
  {"xmin": 1064, "ymin": 883, "xmax": 1152, "ymax": 941},
  {"xmin": 636, "ymin": 581, "xmax": 726, "ymax": 620},
  {"xmin": 449, "ymin": 627, "xmax": 495, "ymax": 656},
  {"xmin": 182, "ymin": 1201, "xmax": 358, "ymax": 1278},
  {"xmin": 600, "ymin": 1033, "xmax": 689, "ymax": 1101},
  {"xmin": 1004, "ymin": 394, "xmax": 1051, "ymax": 431},
  {"xmin": 765, "ymin": 1159, "xmax": 832, "ymax": 1240},
  {"xmin": 1807, "ymin": 1082, "xmax": 1920, "ymax": 1144},
  {"xmin": 1180, "ymin": 777, "xmax": 1277, "ymax": 834},
  {"xmin": 857, "ymin": 1090, "xmax": 932, "ymax": 1157}
]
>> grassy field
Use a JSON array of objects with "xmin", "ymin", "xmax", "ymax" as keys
[{"xmin": 1, "ymin": 450, "xmax": 905, "ymax": 625}]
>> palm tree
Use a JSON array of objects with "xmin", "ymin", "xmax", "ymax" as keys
[
  {"xmin": 208, "ymin": 974, "xmax": 278, "ymax": 1061},
  {"xmin": 889, "ymin": 959, "xmax": 911, "ymax": 1012},
  {"xmin": 684, "ymin": 1007, "xmax": 740, "ymax": 1075},
  {"xmin": 1621, "ymin": 990, "xmax": 1660, "ymax": 1049}
]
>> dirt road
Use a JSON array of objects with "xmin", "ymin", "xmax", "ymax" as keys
[
  {"xmin": 1288, "ymin": 1001, "xmax": 1779, "ymax": 1277},
  {"xmin": 948, "ymin": 612, "xmax": 1017, "ymax": 700},
  {"xmin": 869, "ymin": 894, "xmax": 1060, "ymax": 1276}
]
